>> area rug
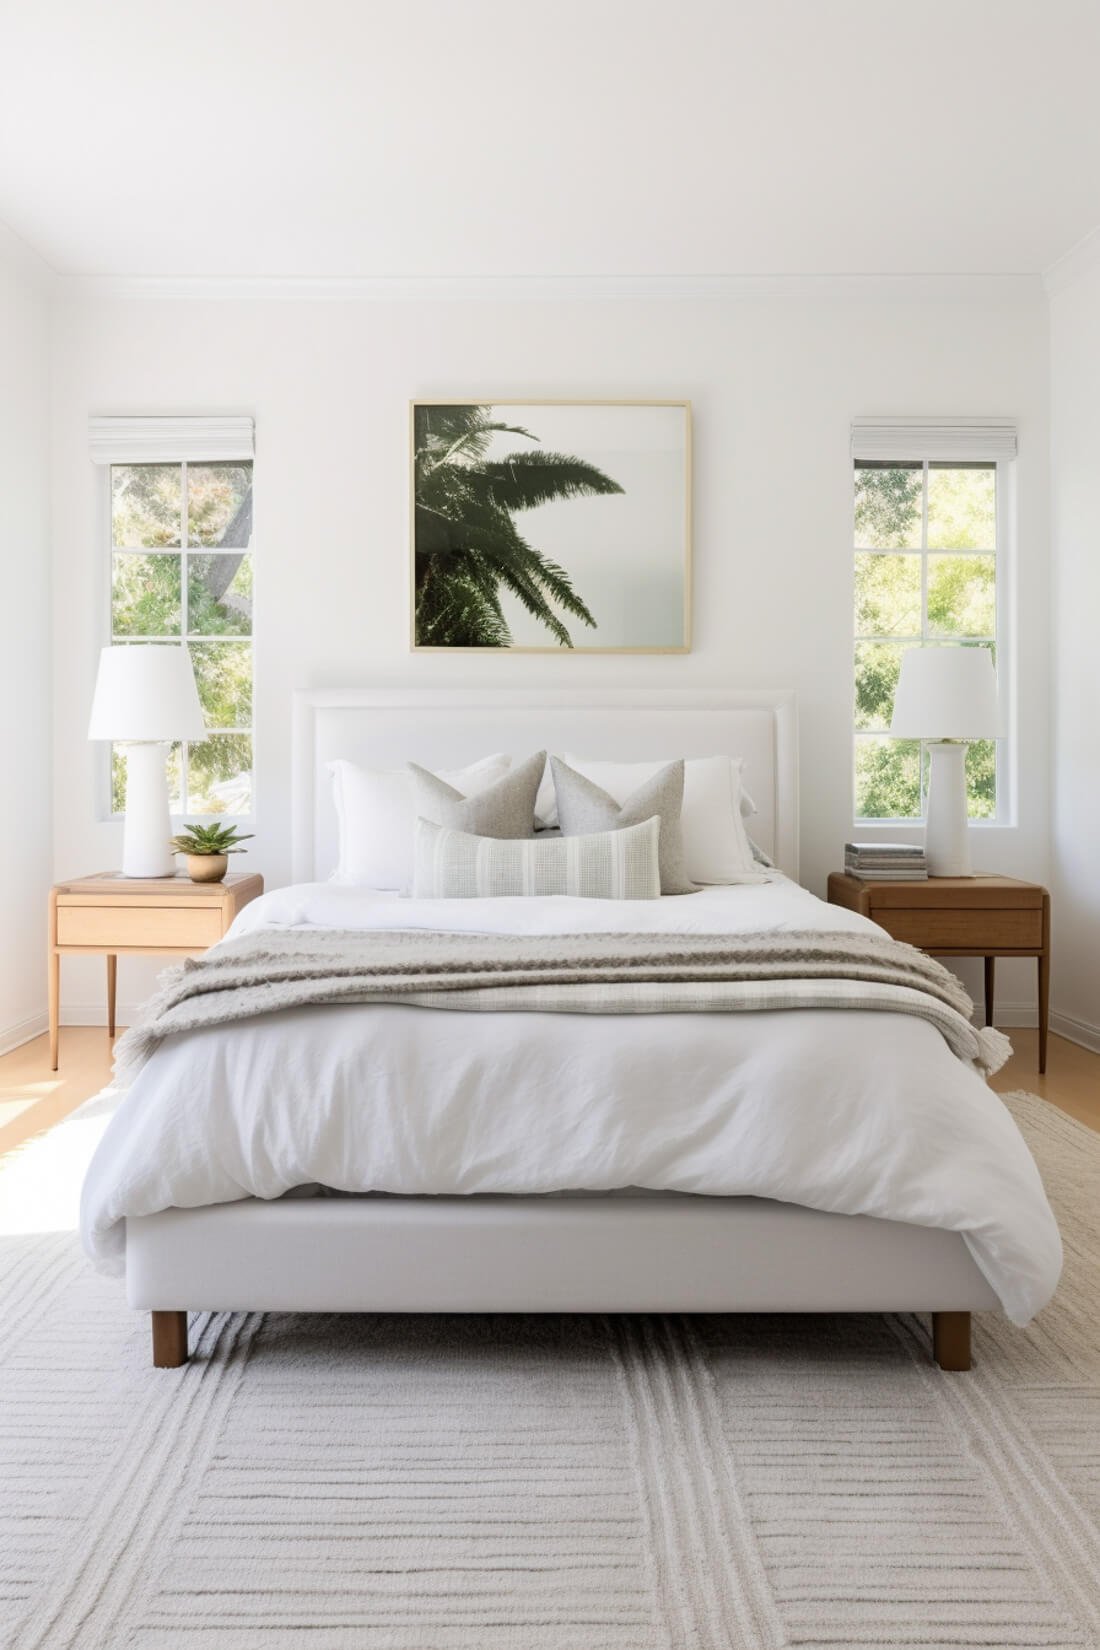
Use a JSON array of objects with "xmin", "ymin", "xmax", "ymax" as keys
[{"xmin": 0, "ymin": 1090, "xmax": 1097, "ymax": 1649}]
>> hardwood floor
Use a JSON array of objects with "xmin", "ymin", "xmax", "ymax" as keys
[
  {"xmin": 0, "ymin": 1027, "xmax": 123, "ymax": 1159},
  {"xmin": 990, "ymin": 1027, "xmax": 1100, "ymax": 1131},
  {"xmin": 1, "ymin": 1020, "xmax": 1097, "ymax": 1164}
]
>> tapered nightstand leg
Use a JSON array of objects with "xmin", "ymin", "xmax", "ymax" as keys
[
  {"xmin": 106, "ymin": 954, "xmax": 117, "ymax": 1039},
  {"xmin": 983, "ymin": 956, "xmax": 995, "ymax": 1028},
  {"xmin": 48, "ymin": 951, "xmax": 60, "ymax": 1071},
  {"xmin": 1038, "ymin": 952, "xmax": 1050, "ymax": 1075}
]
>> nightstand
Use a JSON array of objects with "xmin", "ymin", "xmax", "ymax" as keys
[
  {"xmin": 827, "ymin": 873, "xmax": 1050, "ymax": 1073},
  {"xmin": 48, "ymin": 871, "xmax": 264, "ymax": 1070}
]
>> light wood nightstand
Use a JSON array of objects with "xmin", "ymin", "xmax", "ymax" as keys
[
  {"xmin": 827, "ymin": 872, "xmax": 1050, "ymax": 1072},
  {"xmin": 48, "ymin": 871, "xmax": 264, "ymax": 1070}
]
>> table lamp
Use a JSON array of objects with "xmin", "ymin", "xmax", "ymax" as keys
[
  {"xmin": 88, "ymin": 645, "xmax": 206, "ymax": 877},
  {"xmin": 890, "ymin": 647, "xmax": 1001, "ymax": 877}
]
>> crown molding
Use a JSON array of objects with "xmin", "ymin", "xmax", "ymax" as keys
[
  {"xmin": 1043, "ymin": 225, "xmax": 1100, "ymax": 297},
  {"xmin": 51, "ymin": 271, "xmax": 1045, "ymax": 303}
]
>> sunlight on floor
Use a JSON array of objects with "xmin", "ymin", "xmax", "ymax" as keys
[{"xmin": 0, "ymin": 1097, "xmax": 115, "ymax": 1235}]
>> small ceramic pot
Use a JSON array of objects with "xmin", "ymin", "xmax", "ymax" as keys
[{"xmin": 186, "ymin": 853, "xmax": 228, "ymax": 884}]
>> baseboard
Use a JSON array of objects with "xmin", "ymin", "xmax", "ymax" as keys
[
  {"xmin": 971, "ymin": 1002, "xmax": 1038, "ymax": 1029},
  {"xmin": 0, "ymin": 1011, "xmax": 48, "ymax": 1057},
  {"xmin": 61, "ymin": 1004, "xmax": 140, "ymax": 1029},
  {"xmin": 1049, "ymin": 1010, "xmax": 1100, "ymax": 1055}
]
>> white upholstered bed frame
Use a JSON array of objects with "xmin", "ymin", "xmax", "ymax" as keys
[{"xmin": 127, "ymin": 689, "xmax": 996, "ymax": 1372}]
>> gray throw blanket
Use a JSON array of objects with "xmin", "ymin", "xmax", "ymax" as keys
[{"xmin": 113, "ymin": 927, "xmax": 1011, "ymax": 1086}]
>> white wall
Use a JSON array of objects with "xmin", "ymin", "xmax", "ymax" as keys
[
  {"xmin": 0, "ymin": 229, "xmax": 51, "ymax": 1050},
  {"xmin": 50, "ymin": 288, "xmax": 1052, "ymax": 1021},
  {"xmin": 1049, "ymin": 266, "xmax": 1100, "ymax": 1047}
]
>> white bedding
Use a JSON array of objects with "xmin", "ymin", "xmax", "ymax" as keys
[{"xmin": 80, "ymin": 878, "xmax": 1062, "ymax": 1323}]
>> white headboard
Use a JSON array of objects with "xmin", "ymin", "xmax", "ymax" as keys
[{"xmin": 292, "ymin": 688, "xmax": 799, "ymax": 884}]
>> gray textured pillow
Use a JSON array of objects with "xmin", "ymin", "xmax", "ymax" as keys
[
  {"xmin": 410, "ymin": 750, "xmax": 545, "ymax": 840},
  {"xmin": 413, "ymin": 816, "xmax": 662, "ymax": 900},
  {"xmin": 550, "ymin": 756, "xmax": 696, "ymax": 895}
]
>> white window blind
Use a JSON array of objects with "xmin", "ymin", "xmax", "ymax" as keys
[
  {"xmin": 90, "ymin": 415, "xmax": 254, "ymax": 464},
  {"xmin": 851, "ymin": 420, "xmax": 1017, "ymax": 463}
]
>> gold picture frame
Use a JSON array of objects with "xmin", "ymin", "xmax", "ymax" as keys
[{"xmin": 410, "ymin": 399, "xmax": 692, "ymax": 653}]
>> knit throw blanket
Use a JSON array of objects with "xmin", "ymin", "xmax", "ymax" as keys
[{"xmin": 112, "ymin": 927, "xmax": 1011, "ymax": 1087}]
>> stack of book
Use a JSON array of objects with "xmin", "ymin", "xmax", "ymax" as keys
[{"xmin": 844, "ymin": 842, "xmax": 928, "ymax": 881}]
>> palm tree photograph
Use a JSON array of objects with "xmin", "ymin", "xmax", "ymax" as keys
[{"xmin": 412, "ymin": 401, "xmax": 691, "ymax": 651}]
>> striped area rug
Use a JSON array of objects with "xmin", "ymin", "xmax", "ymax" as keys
[{"xmin": 0, "ymin": 1090, "xmax": 1097, "ymax": 1649}]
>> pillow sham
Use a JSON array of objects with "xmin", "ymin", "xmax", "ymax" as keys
[
  {"xmin": 410, "ymin": 750, "xmax": 545, "ymax": 840},
  {"xmin": 559, "ymin": 753, "xmax": 757, "ymax": 883},
  {"xmin": 413, "ymin": 815, "xmax": 662, "ymax": 900},
  {"xmin": 550, "ymin": 756, "xmax": 696, "ymax": 895},
  {"xmin": 329, "ymin": 753, "xmax": 510, "ymax": 889}
]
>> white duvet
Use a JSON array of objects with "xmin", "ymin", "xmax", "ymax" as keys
[{"xmin": 80, "ymin": 877, "xmax": 1062, "ymax": 1323}]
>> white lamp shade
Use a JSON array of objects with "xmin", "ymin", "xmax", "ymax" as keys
[
  {"xmin": 890, "ymin": 647, "xmax": 1001, "ymax": 741},
  {"xmin": 88, "ymin": 644, "xmax": 205, "ymax": 743}
]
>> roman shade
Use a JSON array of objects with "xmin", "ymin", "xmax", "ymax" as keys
[
  {"xmin": 851, "ymin": 420, "xmax": 1017, "ymax": 463},
  {"xmin": 89, "ymin": 416, "xmax": 255, "ymax": 463}
]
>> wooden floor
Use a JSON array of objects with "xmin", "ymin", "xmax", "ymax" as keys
[{"xmin": 1, "ymin": 1020, "xmax": 1097, "ymax": 1164}]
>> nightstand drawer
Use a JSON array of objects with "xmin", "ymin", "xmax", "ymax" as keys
[
  {"xmin": 56, "ymin": 904, "xmax": 224, "ymax": 950},
  {"xmin": 877, "ymin": 909, "xmax": 1043, "ymax": 951}
]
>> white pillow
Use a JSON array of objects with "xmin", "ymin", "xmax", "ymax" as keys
[
  {"xmin": 329, "ymin": 754, "xmax": 511, "ymax": 889},
  {"xmin": 559, "ymin": 753, "xmax": 757, "ymax": 883}
]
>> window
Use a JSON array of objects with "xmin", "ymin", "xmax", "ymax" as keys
[
  {"xmin": 852, "ymin": 423, "xmax": 1013, "ymax": 823},
  {"xmin": 108, "ymin": 458, "xmax": 254, "ymax": 817}
]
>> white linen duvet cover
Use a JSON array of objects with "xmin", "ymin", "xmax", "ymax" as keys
[{"xmin": 80, "ymin": 878, "xmax": 1062, "ymax": 1324}]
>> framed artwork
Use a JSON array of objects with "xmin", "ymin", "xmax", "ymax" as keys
[{"xmin": 411, "ymin": 400, "xmax": 692, "ymax": 652}]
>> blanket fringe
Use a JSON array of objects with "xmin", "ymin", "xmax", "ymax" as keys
[{"xmin": 976, "ymin": 1024, "xmax": 1014, "ymax": 1077}]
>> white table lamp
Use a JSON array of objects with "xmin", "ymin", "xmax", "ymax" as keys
[
  {"xmin": 890, "ymin": 647, "xmax": 1001, "ymax": 877},
  {"xmin": 88, "ymin": 645, "xmax": 206, "ymax": 877}
]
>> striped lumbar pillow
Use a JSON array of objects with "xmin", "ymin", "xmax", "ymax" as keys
[{"xmin": 413, "ymin": 816, "xmax": 662, "ymax": 900}]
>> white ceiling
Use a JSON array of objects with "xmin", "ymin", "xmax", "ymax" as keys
[{"xmin": 2, "ymin": 0, "xmax": 1099, "ymax": 280}]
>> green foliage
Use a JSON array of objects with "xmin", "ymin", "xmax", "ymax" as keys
[
  {"xmin": 413, "ymin": 405, "xmax": 623, "ymax": 647},
  {"xmin": 927, "ymin": 465, "xmax": 995, "ymax": 549},
  {"xmin": 927, "ymin": 554, "xmax": 995, "ymax": 636},
  {"xmin": 854, "ymin": 465, "xmax": 922, "ymax": 549},
  {"xmin": 854, "ymin": 641, "xmax": 908, "ymax": 730},
  {"xmin": 170, "ymin": 821, "xmax": 253, "ymax": 856},
  {"xmin": 854, "ymin": 553, "xmax": 920, "ymax": 636},
  {"xmin": 855, "ymin": 738, "xmax": 923, "ymax": 819}
]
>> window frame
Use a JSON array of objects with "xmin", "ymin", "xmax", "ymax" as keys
[
  {"xmin": 851, "ymin": 455, "xmax": 1015, "ymax": 829},
  {"xmin": 98, "ymin": 457, "xmax": 256, "ymax": 825}
]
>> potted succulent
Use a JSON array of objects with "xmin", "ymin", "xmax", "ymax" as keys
[{"xmin": 170, "ymin": 821, "xmax": 254, "ymax": 884}]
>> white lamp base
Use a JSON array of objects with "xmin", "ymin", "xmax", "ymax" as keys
[
  {"xmin": 924, "ymin": 741, "xmax": 973, "ymax": 877},
  {"xmin": 121, "ymin": 741, "xmax": 175, "ymax": 877}
]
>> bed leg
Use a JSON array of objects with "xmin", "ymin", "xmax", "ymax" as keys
[
  {"xmin": 932, "ymin": 1310, "xmax": 971, "ymax": 1371},
  {"xmin": 152, "ymin": 1311, "xmax": 189, "ymax": 1368}
]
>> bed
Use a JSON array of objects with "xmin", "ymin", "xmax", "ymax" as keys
[{"xmin": 80, "ymin": 689, "xmax": 1061, "ymax": 1371}]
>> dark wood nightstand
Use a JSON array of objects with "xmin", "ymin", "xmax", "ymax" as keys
[
  {"xmin": 48, "ymin": 871, "xmax": 264, "ymax": 1070},
  {"xmin": 827, "ymin": 872, "xmax": 1050, "ymax": 1072}
]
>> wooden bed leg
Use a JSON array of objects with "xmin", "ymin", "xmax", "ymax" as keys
[
  {"xmin": 152, "ymin": 1311, "xmax": 189, "ymax": 1368},
  {"xmin": 932, "ymin": 1310, "xmax": 971, "ymax": 1372}
]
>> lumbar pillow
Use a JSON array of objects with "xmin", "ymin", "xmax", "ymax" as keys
[
  {"xmin": 550, "ymin": 756, "xmax": 696, "ymax": 895},
  {"xmin": 560, "ymin": 752, "xmax": 757, "ymax": 882},
  {"xmin": 413, "ymin": 816, "xmax": 662, "ymax": 900},
  {"xmin": 329, "ymin": 754, "xmax": 511, "ymax": 889},
  {"xmin": 410, "ymin": 750, "xmax": 546, "ymax": 841}
]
